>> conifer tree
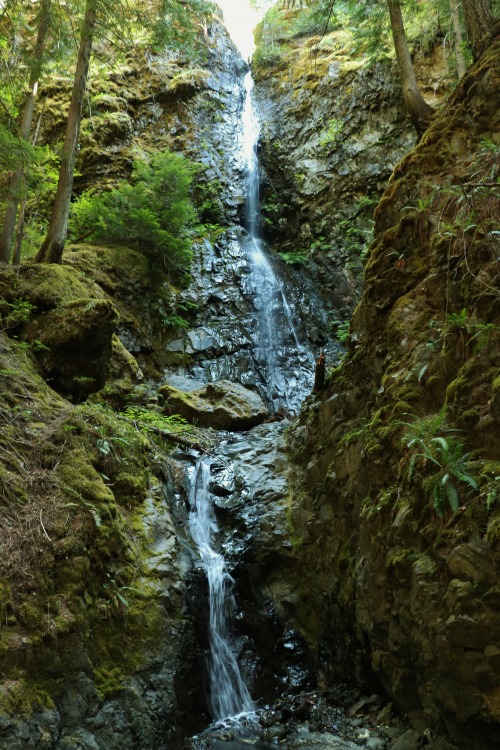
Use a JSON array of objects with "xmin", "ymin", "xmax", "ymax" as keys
[
  {"xmin": 386, "ymin": 0, "xmax": 434, "ymax": 133},
  {"xmin": 0, "ymin": 0, "xmax": 51, "ymax": 264},
  {"xmin": 462, "ymin": 0, "xmax": 494, "ymax": 60},
  {"xmin": 35, "ymin": 0, "xmax": 97, "ymax": 264}
]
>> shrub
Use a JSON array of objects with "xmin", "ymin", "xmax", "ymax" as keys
[{"xmin": 69, "ymin": 151, "xmax": 198, "ymax": 270}]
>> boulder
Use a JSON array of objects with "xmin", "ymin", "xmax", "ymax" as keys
[{"xmin": 159, "ymin": 379, "xmax": 269, "ymax": 431}]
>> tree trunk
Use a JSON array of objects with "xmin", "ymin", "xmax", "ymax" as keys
[
  {"xmin": 462, "ymin": 0, "xmax": 493, "ymax": 60},
  {"xmin": 0, "ymin": 0, "xmax": 50, "ymax": 264},
  {"xmin": 387, "ymin": 0, "xmax": 434, "ymax": 135},
  {"xmin": 35, "ymin": 0, "xmax": 97, "ymax": 264},
  {"xmin": 449, "ymin": 0, "xmax": 467, "ymax": 79}
]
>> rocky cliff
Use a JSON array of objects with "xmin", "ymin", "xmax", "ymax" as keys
[
  {"xmin": 252, "ymin": 17, "xmax": 448, "ymax": 331},
  {"xmin": 0, "ymin": 9, "xmax": 248, "ymax": 748},
  {"xmin": 266, "ymin": 30, "xmax": 500, "ymax": 750}
]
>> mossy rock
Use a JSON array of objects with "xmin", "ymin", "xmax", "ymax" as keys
[
  {"xmin": 0, "ymin": 263, "xmax": 103, "ymax": 311},
  {"xmin": 158, "ymin": 379, "xmax": 269, "ymax": 430},
  {"xmin": 24, "ymin": 298, "xmax": 119, "ymax": 400}
]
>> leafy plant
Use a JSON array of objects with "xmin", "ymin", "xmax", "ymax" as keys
[
  {"xmin": 399, "ymin": 409, "xmax": 478, "ymax": 518},
  {"xmin": 0, "ymin": 299, "xmax": 37, "ymax": 330},
  {"xmin": 277, "ymin": 249, "xmax": 309, "ymax": 266},
  {"xmin": 121, "ymin": 406, "xmax": 190, "ymax": 434},
  {"xmin": 319, "ymin": 118, "xmax": 344, "ymax": 148},
  {"xmin": 329, "ymin": 316, "xmax": 350, "ymax": 343},
  {"xmin": 69, "ymin": 151, "xmax": 197, "ymax": 270},
  {"xmin": 161, "ymin": 314, "xmax": 190, "ymax": 330}
]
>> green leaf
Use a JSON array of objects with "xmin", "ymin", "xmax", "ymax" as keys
[
  {"xmin": 431, "ymin": 437, "xmax": 448, "ymax": 451},
  {"xmin": 115, "ymin": 591, "xmax": 129, "ymax": 608},
  {"xmin": 432, "ymin": 484, "xmax": 446, "ymax": 519},
  {"xmin": 444, "ymin": 480, "xmax": 460, "ymax": 513}
]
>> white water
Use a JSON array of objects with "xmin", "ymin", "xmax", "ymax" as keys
[
  {"xmin": 242, "ymin": 72, "xmax": 313, "ymax": 412},
  {"xmin": 188, "ymin": 459, "xmax": 254, "ymax": 721}
]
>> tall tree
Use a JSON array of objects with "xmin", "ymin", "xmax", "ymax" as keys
[
  {"xmin": 462, "ymin": 0, "xmax": 493, "ymax": 60},
  {"xmin": 35, "ymin": 0, "xmax": 97, "ymax": 264},
  {"xmin": 0, "ymin": 0, "xmax": 51, "ymax": 264},
  {"xmin": 386, "ymin": 0, "xmax": 434, "ymax": 134},
  {"xmin": 449, "ymin": 0, "xmax": 467, "ymax": 79}
]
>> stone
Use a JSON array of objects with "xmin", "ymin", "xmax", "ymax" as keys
[
  {"xmin": 445, "ymin": 614, "xmax": 491, "ymax": 649},
  {"xmin": 24, "ymin": 298, "xmax": 119, "ymax": 400},
  {"xmin": 446, "ymin": 542, "xmax": 496, "ymax": 584},
  {"xmin": 365, "ymin": 739, "xmax": 386, "ymax": 750},
  {"xmin": 159, "ymin": 379, "xmax": 269, "ymax": 430},
  {"xmin": 286, "ymin": 732, "xmax": 362, "ymax": 749},
  {"xmin": 390, "ymin": 729, "xmax": 425, "ymax": 750}
]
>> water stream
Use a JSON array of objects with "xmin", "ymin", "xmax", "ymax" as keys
[
  {"xmin": 186, "ymin": 70, "xmax": 315, "ymax": 728},
  {"xmin": 241, "ymin": 72, "xmax": 314, "ymax": 413},
  {"xmin": 188, "ymin": 458, "xmax": 254, "ymax": 721}
]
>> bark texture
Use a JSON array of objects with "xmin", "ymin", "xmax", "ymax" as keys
[
  {"xmin": 36, "ymin": 0, "xmax": 97, "ymax": 264},
  {"xmin": 387, "ymin": 0, "xmax": 434, "ymax": 134},
  {"xmin": 0, "ymin": 0, "xmax": 50, "ymax": 263},
  {"xmin": 463, "ymin": 0, "xmax": 493, "ymax": 60},
  {"xmin": 449, "ymin": 0, "xmax": 467, "ymax": 79}
]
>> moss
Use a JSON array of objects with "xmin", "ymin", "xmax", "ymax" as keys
[
  {"xmin": 0, "ymin": 264, "xmax": 101, "ymax": 311},
  {"xmin": 113, "ymin": 471, "xmax": 149, "ymax": 503},
  {"xmin": 167, "ymin": 68, "xmax": 210, "ymax": 98},
  {"xmin": 486, "ymin": 517, "xmax": 500, "ymax": 546},
  {"xmin": 0, "ymin": 679, "xmax": 54, "ymax": 717},
  {"xmin": 57, "ymin": 448, "xmax": 115, "ymax": 506},
  {"xmin": 17, "ymin": 602, "xmax": 46, "ymax": 630},
  {"xmin": 90, "ymin": 598, "xmax": 168, "ymax": 698}
]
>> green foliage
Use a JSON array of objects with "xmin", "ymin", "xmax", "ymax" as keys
[
  {"xmin": 443, "ymin": 308, "xmax": 497, "ymax": 354},
  {"xmin": 338, "ymin": 216, "xmax": 373, "ymax": 260},
  {"xmin": 121, "ymin": 405, "xmax": 191, "ymax": 434},
  {"xmin": 399, "ymin": 409, "xmax": 478, "ymax": 518},
  {"xmin": 192, "ymin": 171, "xmax": 225, "ymax": 225},
  {"xmin": 151, "ymin": 0, "xmax": 217, "ymax": 57},
  {"xmin": 69, "ymin": 151, "xmax": 197, "ymax": 270},
  {"xmin": 329, "ymin": 318, "xmax": 350, "ymax": 343},
  {"xmin": 319, "ymin": 118, "xmax": 344, "ymax": 148},
  {"xmin": 161, "ymin": 313, "xmax": 190, "ymax": 330},
  {"xmin": 0, "ymin": 299, "xmax": 37, "ymax": 331},
  {"xmin": 278, "ymin": 249, "xmax": 309, "ymax": 266},
  {"xmin": 261, "ymin": 194, "xmax": 290, "ymax": 230}
]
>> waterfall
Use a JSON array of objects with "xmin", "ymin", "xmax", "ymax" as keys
[
  {"xmin": 241, "ymin": 72, "xmax": 314, "ymax": 413},
  {"xmin": 188, "ymin": 458, "xmax": 254, "ymax": 721},
  {"xmin": 186, "ymin": 71, "xmax": 316, "ymax": 727}
]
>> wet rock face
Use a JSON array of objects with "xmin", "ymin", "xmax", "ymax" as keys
[
  {"xmin": 168, "ymin": 231, "xmax": 325, "ymax": 410},
  {"xmin": 209, "ymin": 424, "xmax": 317, "ymax": 700},
  {"xmin": 252, "ymin": 32, "xmax": 418, "ymax": 323}
]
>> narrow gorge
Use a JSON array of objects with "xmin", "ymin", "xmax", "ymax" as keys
[{"xmin": 0, "ymin": 3, "xmax": 499, "ymax": 750}]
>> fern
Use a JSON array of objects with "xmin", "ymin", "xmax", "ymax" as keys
[{"xmin": 399, "ymin": 409, "xmax": 478, "ymax": 517}]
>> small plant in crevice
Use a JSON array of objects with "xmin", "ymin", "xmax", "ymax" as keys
[
  {"xmin": 329, "ymin": 316, "xmax": 350, "ymax": 344},
  {"xmin": 444, "ymin": 308, "xmax": 497, "ymax": 358},
  {"xmin": 121, "ymin": 405, "xmax": 191, "ymax": 435},
  {"xmin": 398, "ymin": 408, "xmax": 478, "ymax": 518},
  {"xmin": 0, "ymin": 299, "xmax": 37, "ymax": 331},
  {"xmin": 161, "ymin": 313, "xmax": 190, "ymax": 331},
  {"xmin": 319, "ymin": 118, "xmax": 344, "ymax": 149},
  {"xmin": 277, "ymin": 249, "xmax": 309, "ymax": 266}
]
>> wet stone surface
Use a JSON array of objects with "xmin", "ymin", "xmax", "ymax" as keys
[{"xmin": 183, "ymin": 690, "xmax": 460, "ymax": 750}]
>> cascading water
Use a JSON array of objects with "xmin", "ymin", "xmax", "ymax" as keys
[
  {"xmin": 188, "ymin": 458, "xmax": 254, "ymax": 721},
  {"xmin": 186, "ymin": 70, "xmax": 316, "ymax": 732},
  {"xmin": 241, "ymin": 72, "xmax": 314, "ymax": 413}
]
